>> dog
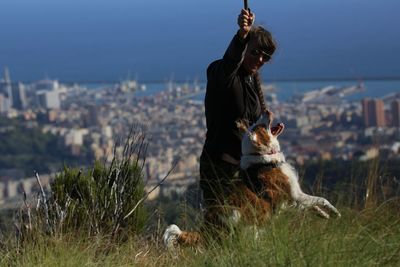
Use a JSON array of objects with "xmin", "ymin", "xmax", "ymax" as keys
[{"xmin": 163, "ymin": 110, "xmax": 340, "ymax": 248}]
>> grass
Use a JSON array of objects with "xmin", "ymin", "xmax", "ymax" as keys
[
  {"xmin": 2, "ymin": 201, "xmax": 399, "ymax": 267},
  {"xmin": 1, "ymin": 143, "xmax": 398, "ymax": 266}
]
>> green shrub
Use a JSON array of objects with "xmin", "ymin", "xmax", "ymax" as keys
[
  {"xmin": 16, "ymin": 126, "xmax": 149, "ymax": 242},
  {"xmin": 50, "ymin": 159, "xmax": 147, "ymax": 238}
]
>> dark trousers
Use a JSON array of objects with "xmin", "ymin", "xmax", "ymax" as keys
[{"xmin": 199, "ymin": 152, "xmax": 240, "ymax": 232}]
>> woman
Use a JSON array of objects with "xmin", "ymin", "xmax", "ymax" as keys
[{"xmin": 200, "ymin": 8, "xmax": 277, "ymax": 224}]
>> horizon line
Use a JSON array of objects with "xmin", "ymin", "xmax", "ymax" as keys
[{"xmin": 8, "ymin": 75, "xmax": 400, "ymax": 85}]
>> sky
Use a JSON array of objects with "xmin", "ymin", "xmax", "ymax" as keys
[{"xmin": 0, "ymin": 0, "xmax": 399, "ymax": 82}]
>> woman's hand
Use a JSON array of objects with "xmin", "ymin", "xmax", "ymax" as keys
[{"xmin": 237, "ymin": 9, "xmax": 255, "ymax": 40}]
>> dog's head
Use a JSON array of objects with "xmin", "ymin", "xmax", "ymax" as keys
[{"xmin": 237, "ymin": 110, "xmax": 284, "ymax": 157}]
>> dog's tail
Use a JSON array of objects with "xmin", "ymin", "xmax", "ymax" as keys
[{"xmin": 163, "ymin": 224, "xmax": 202, "ymax": 249}]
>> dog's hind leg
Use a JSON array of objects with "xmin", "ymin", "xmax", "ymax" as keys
[
  {"xmin": 178, "ymin": 230, "xmax": 202, "ymax": 246},
  {"xmin": 163, "ymin": 224, "xmax": 182, "ymax": 249},
  {"xmin": 163, "ymin": 224, "xmax": 202, "ymax": 249}
]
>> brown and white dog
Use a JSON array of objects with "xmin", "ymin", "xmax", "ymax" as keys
[{"xmin": 163, "ymin": 110, "xmax": 340, "ymax": 248}]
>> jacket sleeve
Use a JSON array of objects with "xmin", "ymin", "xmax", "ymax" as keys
[{"xmin": 208, "ymin": 32, "xmax": 249, "ymax": 88}]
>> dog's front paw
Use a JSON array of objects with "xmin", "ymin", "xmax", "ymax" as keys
[
  {"xmin": 312, "ymin": 205, "xmax": 331, "ymax": 219},
  {"xmin": 297, "ymin": 195, "xmax": 341, "ymax": 219},
  {"xmin": 317, "ymin": 197, "xmax": 341, "ymax": 218}
]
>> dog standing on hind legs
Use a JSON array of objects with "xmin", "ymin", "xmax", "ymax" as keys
[{"xmin": 163, "ymin": 110, "xmax": 341, "ymax": 249}]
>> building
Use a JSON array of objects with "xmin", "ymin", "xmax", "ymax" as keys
[
  {"xmin": 11, "ymin": 82, "xmax": 27, "ymax": 110},
  {"xmin": 0, "ymin": 68, "xmax": 27, "ymax": 110},
  {"xmin": 37, "ymin": 90, "xmax": 61, "ymax": 109},
  {"xmin": 391, "ymin": 100, "xmax": 400, "ymax": 127},
  {"xmin": 0, "ymin": 93, "xmax": 6, "ymax": 113},
  {"xmin": 84, "ymin": 104, "xmax": 100, "ymax": 126},
  {"xmin": 64, "ymin": 128, "xmax": 89, "ymax": 156},
  {"xmin": 0, "ymin": 67, "xmax": 13, "ymax": 111},
  {"xmin": 362, "ymin": 98, "xmax": 386, "ymax": 127}
]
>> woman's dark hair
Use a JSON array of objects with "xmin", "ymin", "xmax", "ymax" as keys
[
  {"xmin": 250, "ymin": 26, "xmax": 276, "ymax": 113},
  {"xmin": 254, "ymin": 72, "xmax": 267, "ymax": 112},
  {"xmin": 250, "ymin": 25, "xmax": 276, "ymax": 57}
]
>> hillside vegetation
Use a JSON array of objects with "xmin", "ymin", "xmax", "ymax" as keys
[
  {"xmin": 1, "ymin": 205, "xmax": 399, "ymax": 266},
  {"xmin": 0, "ymin": 117, "xmax": 84, "ymax": 175},
  {"xmin": 0, "ymin": 128, "xmax": 399, "ymax": 266}
]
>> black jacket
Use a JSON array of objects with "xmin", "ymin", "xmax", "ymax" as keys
[{"xmin": 203, "ymin": 33, "xmax": 262, "ymax": 161}]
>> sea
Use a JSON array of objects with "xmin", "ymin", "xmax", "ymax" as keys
[{"xmin": 84, "ymin": 79, "xmax": 400, "ymax": 103}]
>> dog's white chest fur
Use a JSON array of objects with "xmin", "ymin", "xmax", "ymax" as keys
[{"xmin": 240, "ymin": 152, "xmax": 285, "ymax": 170}]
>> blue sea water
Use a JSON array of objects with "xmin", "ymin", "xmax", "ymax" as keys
[
  {"xmin": 86, "ymin": 79, "xmax": 400, "ymax": 102},
  {"xmin": 271, "ymin": 80, "xmax": 400, "ymax": 102},
  {"xmin": 137, "ymin": 80, "xmax": 400, "ymax": 101}
]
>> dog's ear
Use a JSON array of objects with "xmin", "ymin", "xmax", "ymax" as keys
[{"xmin": 236, "ymin": 119, "xmax": 249, "ymax": 135}]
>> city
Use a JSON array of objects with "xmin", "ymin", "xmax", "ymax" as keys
[{"xmin": 0, "ymin": 67, "xmax": 399, "ymax": 206}]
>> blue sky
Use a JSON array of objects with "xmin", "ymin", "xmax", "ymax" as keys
[{"xmin": 0, "ymin": 0, "xmax": 399, "ymax": 82}]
